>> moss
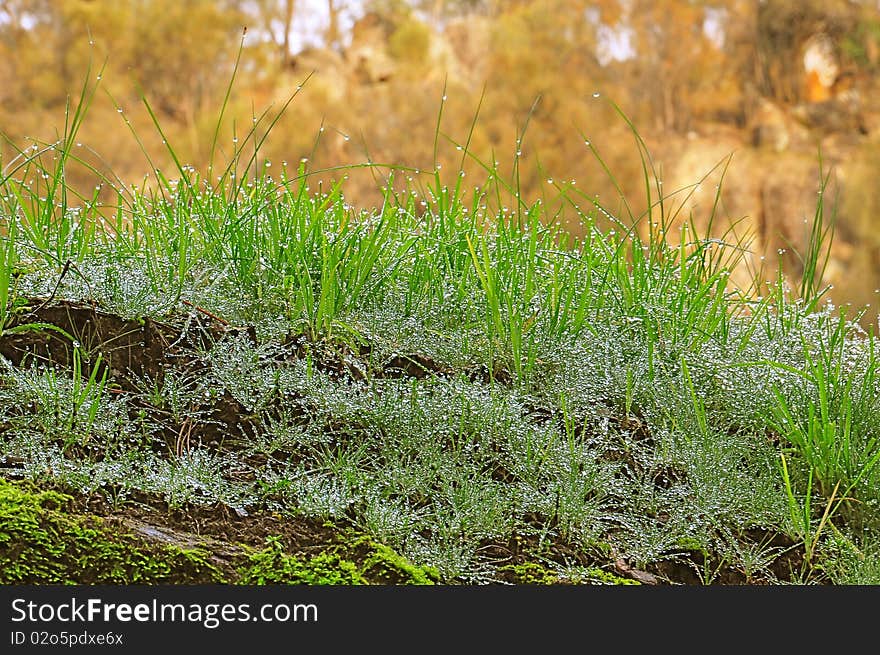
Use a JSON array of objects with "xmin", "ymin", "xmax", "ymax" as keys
[
  {"xmin": 496, "ymin": 561, "xmax": 639, "ymax": 585},
  {"xmin": 238, "ymin": 533, "xmax": 439, "ymax": 585},
  {"xmin": 350, "ymin": 535, "xmax": 440, "ymax": 585},
  {"xmin": 498, "ymin": 561, "xmax": 561, "ymax": 584},
  {"xmin": 0, "ymin": 478, "xmax": 224, "ymax": 584},
  {"xmin": 238, "ymin": 535, "xmax": 366, "ymax": 584},
  {"xmin": 0, "ymin": 478, "xmax": 438, "ymax": 585},
  {"xmin": 577, "ymin": 568, "xmax": 641, "ymax": 585},
  {"xmin": 675, "ymin": 536, "xmax": 708, "ymax": 554}
]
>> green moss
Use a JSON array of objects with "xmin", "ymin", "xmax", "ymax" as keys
[
  {"xmin": 351, "ymin": 535, "xmax": 440, "ymax": 584},
  {"xmin": 0, "ymin": 478, "xmax": 438, "ymax": 585},
  {"xmin": 238, "ymin": 533, "xmax": 439, "ymax": 585},
  {"xmin": 497, "ymin": 561, "xmax": 639, "ymax": 585},
  {"xmin": 238, "ymin": 535, "xmax": 366, "ymax": 584},
  {"xmin": 0, "ymin": 478, "xmax": 224, "ymax": 584},
  {"xmin": 498, "ymin": 561, "xmax": 561, "ymax": 584},
  {"xmin": 675, "ymin": 536, "xmax": 708, "ymax": 554},
  {"xmin": 578, "ymin": 568, "xmax": 641, "ymax": 585}
]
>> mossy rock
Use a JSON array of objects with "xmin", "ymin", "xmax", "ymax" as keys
[
  {"xmin": 497, "ymin": 560, "xmax": 639, "ymax": 585},
  {"xmin": 0, "ymin": 478, "xmax": 439, "ymax": 585},
  {"xmin": 237, "ymin": 533, "xmax": 439, "ymax": 585},
  {"xmin": 0, "ymin": 478, "xmax": 224, "ymax": 584}
]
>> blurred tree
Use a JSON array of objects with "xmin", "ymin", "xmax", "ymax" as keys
[
  {"xmin": 388, "ymin": 16, "xmax": 431, "ymax": 66},
  {"xmin": 623, "ymin": 1, "xmax": 728, "ymax": 133},
  {"xmin": 251, "ymin": 0, "xmax": 297, "ymax": 67},
  {"xmin": 0, "ymin": 0, "xmax": 876, "ymax": 315},
  {"xmin": 327, "ymin": 0, "xmax": 341, "ymax": 50},
  {"xmin": 475, "ymin": 1, "xmax": 643, "ymax": 221},
  {"xmin": 751, "ymin": 0, "xmax": 856, "ymax": 104}
]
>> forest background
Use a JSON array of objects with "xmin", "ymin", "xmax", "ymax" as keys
[{"xmin": 2, "ymin": 0, "xmax": 879, "ymax": 323}]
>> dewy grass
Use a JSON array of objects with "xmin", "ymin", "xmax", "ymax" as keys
[
  {"xmin": 767, "ymin": 318, "xmax": 880, "ymax": 498},
  {"xmin": 1, "ymin": 53, "xmax": 880, "ymax": 584}
]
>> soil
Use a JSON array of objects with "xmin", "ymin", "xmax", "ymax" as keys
[{"xmin": 0, "ymin": 297, "xmax": 813, "ymax": 585}]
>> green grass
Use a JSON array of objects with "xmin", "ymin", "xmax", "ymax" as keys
[{"xmin": 1, "ymin": 58, "xmax": 879, "ymax": 585}]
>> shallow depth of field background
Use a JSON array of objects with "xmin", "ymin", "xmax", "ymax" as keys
[{"xmin": 2, "ymin": 0, "xmax": 879, "ymax": 320}]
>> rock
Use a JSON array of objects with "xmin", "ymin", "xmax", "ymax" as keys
[
  {"xmin": 444, "ymin": 16, "xmax": 491, "ymax": 85},
  {"xmin": 288, "ymin": 46, "xmax": 349, "ymax": 102},
  {"xmin": 750, "ymin": 98, "xmax": 810, "ymax": 151},
  {"xmin": 655, "ymin": 128, "xmax": 831, "ymax": 292},
  {"xmin": 791, "ymin": 94, "xmax": 867, "ymax": 135}
]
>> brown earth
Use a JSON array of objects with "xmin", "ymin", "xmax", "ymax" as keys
[{"xmin": 0, "ymin": 298, "xmax": 814, "ymax": 585}]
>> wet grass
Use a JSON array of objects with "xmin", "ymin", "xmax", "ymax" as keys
[{"xmin": 1, "ymin": 59, "xmax": 879, "ymax": 585}]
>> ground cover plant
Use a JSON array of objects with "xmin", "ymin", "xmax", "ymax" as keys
[{"xmin": 1, "ymin": 56, "xmax": 879, "ymax": 586}]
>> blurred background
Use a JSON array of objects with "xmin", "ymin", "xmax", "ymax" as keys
[{"xmin": 2, "ymin": 0, "xmax": 879, "ymax": 323}]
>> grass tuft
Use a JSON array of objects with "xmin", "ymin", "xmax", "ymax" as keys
[{"xmin": 0, "ymin": 56, "xmax": 878, "ymax": 585}]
